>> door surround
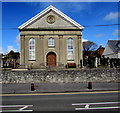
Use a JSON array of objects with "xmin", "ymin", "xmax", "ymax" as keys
[{"xmin": 46, "ymin": 52, "xmax": 56, "ymax": 67}]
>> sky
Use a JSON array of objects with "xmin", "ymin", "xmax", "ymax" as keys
[{"xmin": 1, "ymin": 2, "xmax": 120, "ymax": 54}]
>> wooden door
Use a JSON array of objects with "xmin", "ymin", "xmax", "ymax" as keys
[{"xmin": 47, "ymin": 52, "xmax": 56, "ymax": 67}]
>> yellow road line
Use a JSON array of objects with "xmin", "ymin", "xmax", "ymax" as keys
[{"xmin": 1, "ymin": 90, "xmax": 120, "ymax": 96}]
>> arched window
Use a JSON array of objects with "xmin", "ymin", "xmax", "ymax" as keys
[
  {"xmin": 48, "ymin": 38, "xmax": 54, "ymax": 47},
  {"xmin": 29, "ymin": 38, "xmax": 35, "ymax": 60},
  {"xmin": 67, "ymin": 38, "xmax": 74, "ymax": 60}
]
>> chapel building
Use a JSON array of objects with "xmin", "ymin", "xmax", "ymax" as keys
[{"xmin": 18, "ymin": 5, "xmax": 84, "ymax": 69}]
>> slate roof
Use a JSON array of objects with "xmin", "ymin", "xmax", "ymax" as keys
[{"xmin": 108, "ymin": 40, "xmax": 120, "ymax": 54}]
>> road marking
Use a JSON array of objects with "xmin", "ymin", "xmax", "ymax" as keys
[
  {"xmin": 0, "ymin": 105, "xmax": 33, "ymax": 112},
  {"xmin": 75, "ymin": 106, "xmax": 120, "ymax": 110},
  {"xmin": 0, "ymin": 110, "xmax": 33, "ymax": 112},
  {"xmin": 0, "ymin": 105, "xmax": 33, "ymax": 107},
  {"xmin": 72, "ymin": 101, "xmax": 120, "ymax": 111},
  {"xmin": 85, "ymin": 104, "xmax": 90, "ymax": 109},
  {"xmin": 19, "ymin": 106, "xmax": 29, "ymax": 111},
  {"xmin": 1, "ymin": 90, "xmax": 120, "ymax": 96},
  {"xmin": 72, "ymin": 101, "xmax": 120, "ymax": 106}
]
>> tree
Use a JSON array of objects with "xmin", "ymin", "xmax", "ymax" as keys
[
  {"xmin": 83, "ymin": 41, "xmax": 98, "ymax": 51},
  {"xmin": 83, "ymin": 41, "xmax": 98, "ymax": 68}
]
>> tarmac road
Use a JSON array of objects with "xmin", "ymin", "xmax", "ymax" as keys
[{"xmin": 1, "ymin": 90, "xmax": 120, "ymax": 113}]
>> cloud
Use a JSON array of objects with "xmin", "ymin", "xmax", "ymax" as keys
[
  {"xmin": 95, "ymin": 34, "xmax": 106, "ymax": 38},
  {"xmin": 24, "ymin": 2, "xmax": 93, "ymax": 15},
  {"xmin": 7, "ymin": 46, "xmax": 17, "ymax": 53},
  {"xmin": 104, "ymin": 12, "xmax": 119, "ymax": 21},
  {"xmin": 15, "ymin": 33, "xmax": 20, "ymax": 46},
  {"xmin": 82, "ymin": 38, "xmax": 88, "ymax": 42},
  {"xmin": 1, "ymin": 0, "xmax": 120, "ymax": 2},
  {"xmin": 63, "ymin": 2, "xmax": 91, "ymax": 12},
  {"xmin": 112, "ymin": 29, "xmax": 120, "ymax": 36},
  {"xmin": 0, "ymin": 47, "xmax": 6, "ymax": 54},
  {"xmin": 0, "ymin": 47, "xmax": 3, "ymax": 54},
  {"xmin": 0, "ymin": 46, "xmax": 18, "ymax": 54}
]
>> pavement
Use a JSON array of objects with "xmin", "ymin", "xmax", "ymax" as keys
[{"xmin": 1, "ymin": 82, "xmax": 119, "ymax": 94}]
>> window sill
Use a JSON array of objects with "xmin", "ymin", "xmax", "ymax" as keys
[
  {"xmin": 48, "ymin": 46, "xmax": 55, "ymax": 48},
  {"xmin": 67, "ymin": 59, "xmax": 75, "ymax": 61},
  {"xmin": 28, "ymin": 60, "xmax": 36, "ymax": 61}
]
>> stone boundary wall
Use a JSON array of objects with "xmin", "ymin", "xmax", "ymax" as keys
[{"xmin": 1, "ymin": 69, "xmax": 120, "ymax": 83}]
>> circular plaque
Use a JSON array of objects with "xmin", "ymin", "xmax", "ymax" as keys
[{"xmin": 47, "ymin": 15, "xmax": 55, "ymax": 24}]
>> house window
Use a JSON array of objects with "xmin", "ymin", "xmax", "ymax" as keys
[
  {"xmin": 67, "ymin": 38, "xmax": 74, "ymax": 60},
  {"xmin": 29, "ymin": 38, "xmax": 35, "ymax": 60},
  {"xmin": 48, "ymin": 38, "xmax": 54, "ymax": 47}
]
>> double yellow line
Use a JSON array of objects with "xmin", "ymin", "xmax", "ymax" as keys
[{"xmin": 1, "ymin": 90, "xmax": 120, "ymax": 96}]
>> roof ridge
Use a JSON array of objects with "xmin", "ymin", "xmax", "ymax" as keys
[{"xmin": 18, "ymin": 5, "xmax": 84, "ymax": 30}]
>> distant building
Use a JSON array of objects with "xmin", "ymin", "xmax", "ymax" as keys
[
  {"xmin": 2, "ymin": 51, "xmax": 20, "ymax": 69},
  {"xmin": 96, "ymin": 45, "xmax": 105, "ymax": 57},
  {"xmin": 103, "ymin": 40, "xmax": 120, "ymax": 58},
  {"xmin": 18, "ymin": 5, "xmax": 84, "ymax": 69},
  {"xmin": 0, "ymin": 53, "xmax": 3, "ymax": 68}
]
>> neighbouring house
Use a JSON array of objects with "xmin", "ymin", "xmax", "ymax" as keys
[
  {"xmin": 103, "ymin": 40, "xmax": 120, "ymax": 68},
  {"xmin": 18, "ymin": 5, "xmax": 84, "ymax": 69},
  {"xmin": 103, "ymin": 40, "xmax": 120, "ymax": 58}
]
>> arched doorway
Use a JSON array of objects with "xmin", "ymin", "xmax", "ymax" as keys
[{"xmin": 46, "ymin": 52, "xmax": 56, "ymax": 67}]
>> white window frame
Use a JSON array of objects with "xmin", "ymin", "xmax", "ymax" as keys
[
  {"xmin": 67, "ymin": 38, "xmax": 74, "ymax": 60},
  {"xmin": 29, "ymin": 38, "xmax": 35, "ymax": 60},
  {"xmin": 48, "ymin": 37, "xmax": 55, "ymax": 47}
]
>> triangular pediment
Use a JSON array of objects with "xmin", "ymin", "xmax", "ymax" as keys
[{"xmin": 18, "ymin": 5, "xmax": 84, "ymax": 30}]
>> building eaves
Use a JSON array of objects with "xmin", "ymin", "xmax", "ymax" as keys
[{"xmin": 18, "ymin": 5, "xmax": 84, "ymax": 30}]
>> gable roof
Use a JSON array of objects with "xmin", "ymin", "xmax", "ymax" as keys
[
  {"xmin": 18, "ymin": 5, "xmax": 84, "ymax": 30},
  {"xmin": 108, "ymin": 40, "xmax": 120, "ymax": 53}
]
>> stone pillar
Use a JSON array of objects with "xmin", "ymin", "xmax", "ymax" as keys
[
  {"xmin": 77, "ymin": 35, "xmax": 83, "ymax": 68},
  {"xmin": 20, "ymin": 35, "xmax": 25, "ymax": 68},
  {"xmin": 39, "ymin": 35, "xmax": 45, "ymax": 68},
  {"xmin": 59, "ymin": 35, "xmax": 63, "ymax": 67}
]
